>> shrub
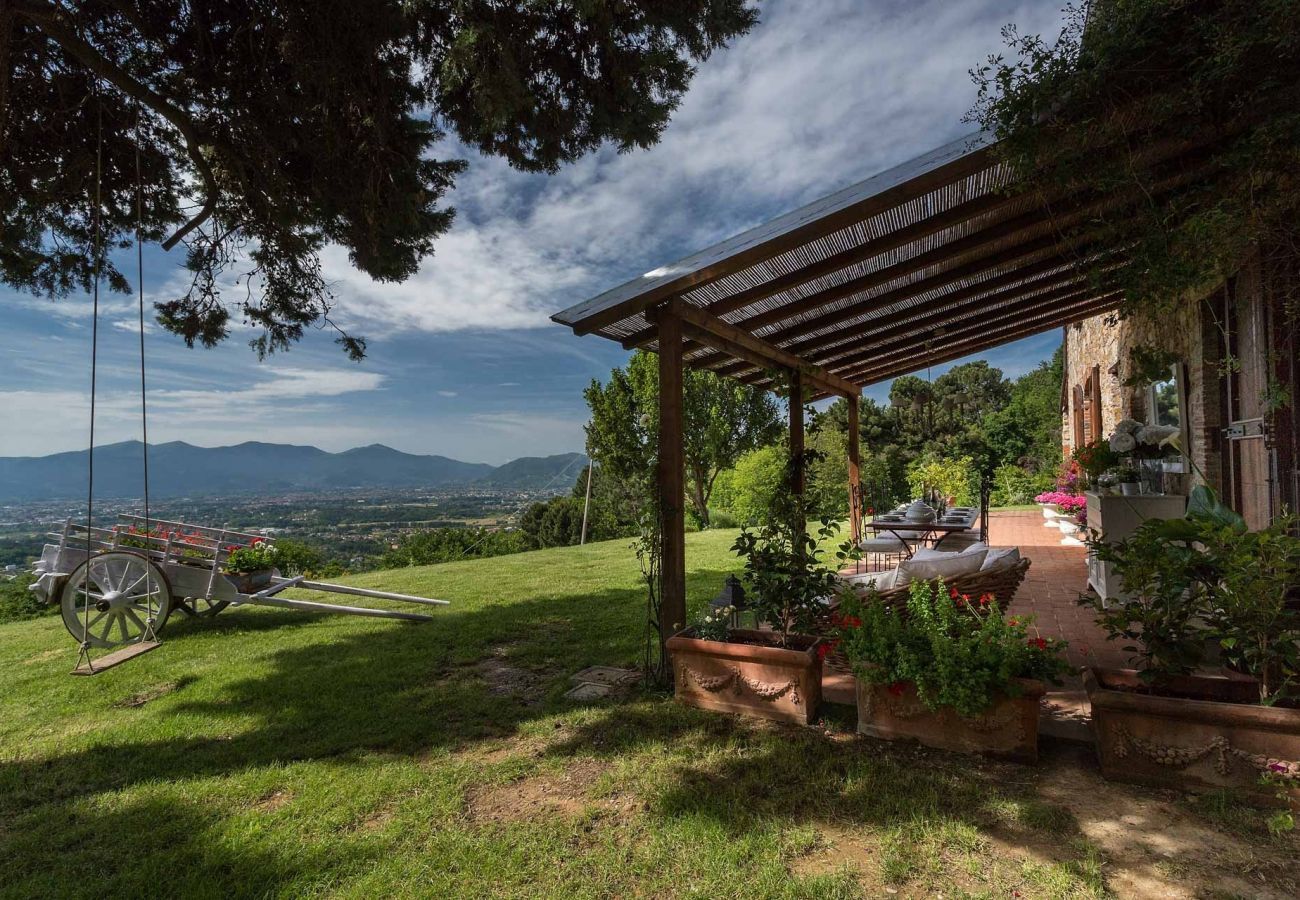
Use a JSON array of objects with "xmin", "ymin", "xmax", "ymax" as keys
[
  {"xmin": 707, "ymin": 509, "xmax": 739, "ymax": 529},
  {"xmin": 732, "ymin": 516, "xmax": 846, "ymax": 647},
  {"xmin": 906, "ymin": 454, "xmax": 975, "ymax": 505},
  {"xmin": 834, "ymin": 580, "xmax": 1070, "ymax": 716},
  {"xmin": 990, "ymin": 464, "xmax": 1037, "ymax": 506},
  {"xmin": 729, "ymin": 444, "xmax": 787, "ymax": 525},
  {"xmin": 0, "ymin": 574, "xmax": 51, "ymax": 624}
]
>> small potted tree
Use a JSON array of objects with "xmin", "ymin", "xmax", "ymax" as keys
[
  {"xmin": 666, "ymin": 515, "xmax": 842, "ymax": 725},
  {"xmin": 1083, "ymin": 484, "xmax": 1300, "ymax": 792},
  {"xmin": 834, "ymin": 580, "xmax": 1070, "ymax": 762}
]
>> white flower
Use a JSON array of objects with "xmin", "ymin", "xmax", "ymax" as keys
[
  {"xmin": 1114, "ymin": 418, "xmax": 1142, "ymax": 436},
  {"xmin": 1109, "ymin": 432, "xmax": 1136, "ymax": 453},
  {"xmin": 1136, "ymin": 424, "xmax": 1178, "ymax": 447}
]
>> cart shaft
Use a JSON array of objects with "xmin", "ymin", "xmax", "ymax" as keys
[
  {"xmin": 234, "ymin": 594, "xmax": 435, "ymax": 621},
  {"xmin": 290, "ymin": 580, "xmax": 451, "ymax": 607}
]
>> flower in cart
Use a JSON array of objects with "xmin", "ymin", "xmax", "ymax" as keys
[
  {"xmin": 224, "ymin": 540, "xmax": 279, "ymax": 575},
  {"xmin": 1028, "ymin": 637, "xmax": 1048, "ymax": 651}
]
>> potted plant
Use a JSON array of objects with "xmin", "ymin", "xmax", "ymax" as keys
[
  {"xmin": 223, "ymin": 539, "xmax": 280, "ymax": 592},
  {"xmin": 1083, "ymin": 485, "xmax": 1300, "ymax": 793},
  {"xmin": 833, "ymin": 580, "xmax": 1070, "ymax": 762},
  {"xmin": 1116, "ymin": 466, "xmax": 1141, "ymax": 496},
  {"xmin": 666, "ymin": 516, "xmax": 842, "ymax": 725}
]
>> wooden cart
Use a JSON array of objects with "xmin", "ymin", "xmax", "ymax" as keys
[{"xmin": 30, "ymin": 515, "xmax": 447, "ymax": 671}]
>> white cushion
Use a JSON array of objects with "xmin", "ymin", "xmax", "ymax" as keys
[
  {"xmin": 980, "ymin": 546, "xmax": 1022, "ymax": 572},
  {"xmin": 838, "ymin": 568, "xmax": 898, "ymax": 593},
  {"xmin": 858, "ymin": 534, "xmax": 907, "ymax": 552},
  {"xmin": 912, "ymin": 542, "xmax": 987, "ymax": 562},
  {"xmin": 895, "ymin": 548, "xmax": 987, "ymax": 586}
]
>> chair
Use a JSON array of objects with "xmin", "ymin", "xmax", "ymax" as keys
[
  {"xmin": 933, "ymin": 471, "xmax": 991, "ymax": 551},
  {"xmin": 855, "ymin": 479, "xmax": 910, "ymax": 572}
]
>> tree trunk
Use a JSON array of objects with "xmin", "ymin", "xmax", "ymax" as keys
[{"xmin": 688, "ymin": 464, "xmax": 710, "ymax": 526}]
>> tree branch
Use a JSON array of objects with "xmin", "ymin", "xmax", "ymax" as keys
[{"xmin": 15, "ymin": 0, "xmax": 217, "ymax": 249}]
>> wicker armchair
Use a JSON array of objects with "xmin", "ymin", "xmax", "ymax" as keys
[{"xmin": 871, "ymin": 557, "xmax": 1032, "ymax": 608}]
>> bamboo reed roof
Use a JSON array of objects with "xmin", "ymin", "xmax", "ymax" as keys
[{"xmin": 551, "ymin": 130, "xmax": 1123, "ymax": 398}]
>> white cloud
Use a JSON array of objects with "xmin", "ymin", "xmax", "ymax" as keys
[
  {"xmin": 436, "ymin": 390, "xmax": 458, "ymax": 397},
  {"xmin": 321, "ymin": 0, "xmax": 1067, "ymax": 337}
]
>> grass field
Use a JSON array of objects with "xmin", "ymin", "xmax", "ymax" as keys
[{"xmin": 2, "ymin": 530, "xmax": 1296, "ymax": 898}]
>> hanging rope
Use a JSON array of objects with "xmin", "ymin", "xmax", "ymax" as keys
[
  {"xmin": 76, "ymin": 97, "xmax": 104, "ymax": 673},
  {"xmin": 136, "ymin": 104, "xmax": 158, "ymax": 643}
]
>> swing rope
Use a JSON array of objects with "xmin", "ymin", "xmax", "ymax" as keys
[
  {"xmin": 75, "ymin": 97, "xmax": 104, "ymax": 674},
  {"xmin": 136, "ymin": 104, "xmax": 158, "ymax": 644}
]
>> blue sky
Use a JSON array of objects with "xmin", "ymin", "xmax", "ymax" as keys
[{"xmin": 0, "ymin": 0, "xmax": 1067, "ymax": 464}]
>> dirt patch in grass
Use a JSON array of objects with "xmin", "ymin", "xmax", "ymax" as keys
[
  {"xmin": 22, "ymin": 648, "xmax": 65, "ymax": 665},
  {"xmin": 1034, "ymin": 745, "xmax": 1300, "ymax": 899},
  {"xmin": 253, "ymin": 790, "xmax": 291, "ymax": 812},
  {"xmin": 467, "ymin": 757, "xmax": 608, "ymax": 824},
  {"xmin": 466, "ymin": 645, "xmax": 558, "ymax": 704},
  {"xmin": 786, "ymin": 823, "xmax": 884, "ymax": 882},
  {"xmin": 114, "ymin": 679, "xmax": 188, "ymax": 708}
]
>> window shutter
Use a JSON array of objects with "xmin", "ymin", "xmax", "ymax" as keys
[
  {"xmin": 1088, "ymin": 364, "xmax": 1103, "ymax": 442},
  {"xmin": 1072, "ymin": 384, "xmax": 1086, "ymax": 449}
]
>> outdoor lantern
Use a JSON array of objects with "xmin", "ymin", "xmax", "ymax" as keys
[{"xmin": 711, "ymin": 574, "xmax": 746, "ymax": 627}]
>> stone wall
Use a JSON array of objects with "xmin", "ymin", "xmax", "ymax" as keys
[{"xmin": 1061, "ymin": 289, "xmax": 1226, "ymax": 494}]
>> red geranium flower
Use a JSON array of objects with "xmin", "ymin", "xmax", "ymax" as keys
[
  {"xmin": 1028, "ymin": 637, "xmax": 1047, "ymax": 651},
  {"xmin": 950, "ymin": 586, "xmax": 959, "ymax": 599}
]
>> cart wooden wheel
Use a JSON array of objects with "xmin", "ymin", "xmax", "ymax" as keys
[
  {"xmin": 61, "ymin": 552, "xmax": 172, "ymax": 649},
  {"xmin": 177, "ymin": 596, "xmax": 230, "ymax": 618}
]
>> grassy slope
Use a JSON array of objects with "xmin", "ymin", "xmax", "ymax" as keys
[{"xmin": 0, "ymin": 530, "xmax": 1239, "ymax": 898}]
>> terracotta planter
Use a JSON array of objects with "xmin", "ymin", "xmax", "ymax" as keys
[
  {"xmin": 224, "ymin": 569, "xmax": 275, "ymax": 593},
  {"xmin": 856, "ymin": 678, "xmax": 1045, "ymax": 763},
  {"xmin": 1085, "ymin": 668, "xmax": 1300, "ymax": 792},
  {"xmin": 666, "ymin": 628, "xmax": 822, "ymax": 725}
]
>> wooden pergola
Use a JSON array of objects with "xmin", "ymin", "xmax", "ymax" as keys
[{"xmin": 551, "ymin": 130, "xmax": 1135, "ymax": 644}]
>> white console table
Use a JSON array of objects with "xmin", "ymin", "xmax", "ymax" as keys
[{"xmin": 1085, "ymin": 492, "xmax": 1188, "ymax": 601}]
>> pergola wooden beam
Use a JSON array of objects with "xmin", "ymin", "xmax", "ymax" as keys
[
  {"xmin": 739, "ymin": 289, "xmax": 1113, "ymax": 393},
  {"xmin": 656, "ymin": 309, "xmax": 686, "ymax": 651},
  {"xmin": 705, "ymin": 260, "xmax": 1098, "ymax": 380},
  {"xmin": 654, "ymin": 300, "xmax": 860, "ymax": 398}
]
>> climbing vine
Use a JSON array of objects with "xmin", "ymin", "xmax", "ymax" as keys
[{"xmin": 970, "ymin": 1, "xmax": 1300, "ymax": 330}]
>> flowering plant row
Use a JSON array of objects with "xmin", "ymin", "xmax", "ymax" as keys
[
  {"xmin": 1034, "ymin": 490, "xmax": 1086, "ymax": 513},
  {"xmin": 223, "ymin": 538, "xmax": 279, "ymax": 574},
  {"xmin": 831, "ymin": 579, "xmax": 1071, "ymax": 717}
]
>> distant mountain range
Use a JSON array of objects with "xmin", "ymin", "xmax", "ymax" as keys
[{"xmin": 0, "ymin": 441, "xmax": 587, "ymax": 502}]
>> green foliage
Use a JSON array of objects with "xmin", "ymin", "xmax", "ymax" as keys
[
  {"xmin": 980, "ymin": 348, "xmax": 1065, "ymax": 474},
  {"xmin": 990, "ymin": 464, "xmax": 1053, "ymax": 507},
  {"xmin": 519, "ymin": 496, "xmax": 587, "ymax": 549},
  {"xmin": 906, "ymin": 454, "xmax": 975, "ymax": 506},
  {"xmin": 223, "ymin": 540, "xmax": 280, "ymax": 574},
  {"xmin": 725, "ymin": 444, "xmax": 787, "ymax": 525},
  {"xmin": 805, "ymin": 422, "xmax": 850, "ymax": 520},
  {"xmin": 732, "ymin": 517, "xmax": 845, "ymax": 647},
  {"xmin": 0, "ymin": 574, "xmax": 50, "ymax": 624},
  {"xmin": 689, "ymin": 603, "xmax": 736, "ymax": 642},
  {"xmin": 583, "ymin": 350, "xmax": 780, "ymax": 528},
  {"xmin": 1086, "ymin": 488, "xmax": 1300, "ymax": 701},
  {"xmin": 835, "ymin": 580, "xmax": 1070, "ymax": 717},
  {"xmin": 379, "ymin": 527, "xmax": 529, "ymax": 568},
  {"xmin": 5, "ymin": 1, "xmax": 758, "ymax": 357},
  {"xmin": 269, "ymin": 539, "xmax": 325, "ymax": 577},
  {"xmin": 971, "ymin": 0, "xmax": 1300, "ymax": 326}
]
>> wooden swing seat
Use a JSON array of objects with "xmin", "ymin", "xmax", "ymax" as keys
[{"xmin": 72, "ymin": 640, "xmax": 161, "ymax": 676}]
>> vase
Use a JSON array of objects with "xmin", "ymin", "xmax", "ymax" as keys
[
  {"xmin": 1138, "ymin": 459, "xmax": 1164, "ymax": 495},
  {"xmin": 1120, "ymin": 482, "xmax": 1140, "ymax": 496}
]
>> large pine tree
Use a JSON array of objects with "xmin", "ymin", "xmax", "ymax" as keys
[{"xmin": 0, "ymin": 1, "xmax": 758, "ymax": 356}]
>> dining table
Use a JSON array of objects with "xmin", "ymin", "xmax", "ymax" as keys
[{"xmin": 864, "ymin": 504, "xmax": 979, "ymax": 557}]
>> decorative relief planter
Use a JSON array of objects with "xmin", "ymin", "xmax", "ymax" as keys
[
  {"xmin": 666, "ymin": 628, "xmax": 822, "ymax": 725},
  {"xmin": 856, "ymin": 678, "xmax": 1045, "ymax": 763},
  {"xmin": 1085, "ymin": 668, "xmax": 1300, "ymax": 792}
]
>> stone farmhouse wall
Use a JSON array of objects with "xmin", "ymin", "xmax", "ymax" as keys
[{"xmin": 1061, "ymin": 274, "xmax": 1235, "ymax": 495}]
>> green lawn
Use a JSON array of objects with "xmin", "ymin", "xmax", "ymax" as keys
[{"xmin": 1, "ymin": 531, "xmax": 1293, "ymax": 898}]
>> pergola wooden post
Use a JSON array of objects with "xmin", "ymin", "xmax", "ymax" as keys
[
  {"xmin": 788, "ymin": 369, "xmax": 806, "ymax": 548},
  {"xmin": 655, "ymin": 304, "xmax": 687, "ymax": 648},
  {"xmin": 848, "ymin": 398, "xmax": 862, "ymax": 543}
]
